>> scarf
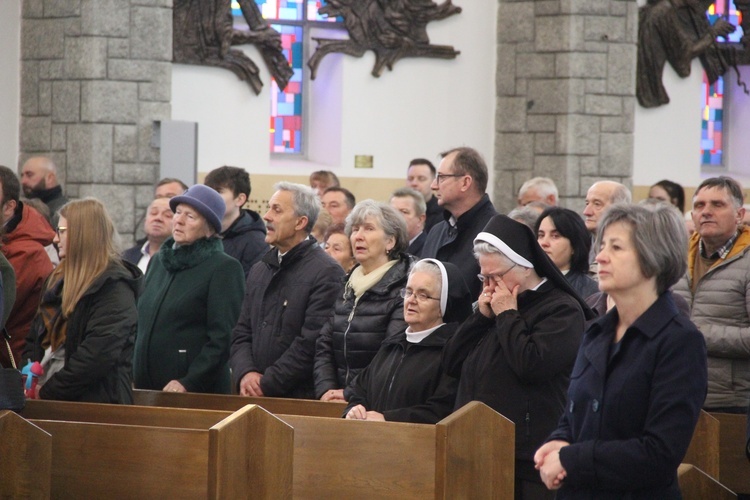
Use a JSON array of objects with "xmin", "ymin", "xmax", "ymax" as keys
[
  {"xmin": 159, "ymin": 236, "xmax": 224, "ymax": 273},
  {"xmin": 347, "ymin": 259, "xmax": 398, "ymax": 305},
  {"xmin": 39, "ymin": 278, "xmax": 67, "ymax": 352}
]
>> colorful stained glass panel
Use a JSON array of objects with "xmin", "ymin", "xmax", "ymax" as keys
[
  {"xmin": 701, "ymin": 73, "xmax": 724, "ymax": 166},
  {"xmin": 707, "ymin": 0, "xmax": 745, "ymax": 43},
  {"xmin": 270, "ymin": 24, "xmax": 304, "ymax": 153},
  {"xmin": 307, "ymin": 1, "xmax": 342, "ymax": 22}
]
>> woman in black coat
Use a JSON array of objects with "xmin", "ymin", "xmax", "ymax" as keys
[
  {"xmin": 535, "ymin": 204, "xmax": 707, "ymax": 499},
  {"xmin": 25, "ymin": 198, "xmax": 141, "ymax": 403},
  {"xmin": 535, "ymin": 206, "xmax": 598, "ymax": 300},
  {"xmin": 344, "ymin": 259, "xmax": 472, "ymax": 423},
  {"xmin": 314, "ymin": 200, "xmax": 413, "ymax": 402},
  {"xmin": 442, "ymin": 215, "xmax": 594, "ymax": 500}
]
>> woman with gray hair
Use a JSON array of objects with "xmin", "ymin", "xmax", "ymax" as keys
[
  {"xmin": 314, "ymin": 200, "xmax": 413, "ymax": 402},
  {"xmin": 442, "ymin": 214, "xmax": 593, "ymax": 499},
  {"xmin": 535, "ymin": 204, "xmax": 707, "ymax": 498}
]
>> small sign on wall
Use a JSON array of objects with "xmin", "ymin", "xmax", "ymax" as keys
[{"xmin": 355, "ymin": 155, "xmax": 373, "ymax": 169}]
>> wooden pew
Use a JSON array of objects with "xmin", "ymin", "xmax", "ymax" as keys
[
  {"xmin": 711, "ymin": 412, "xmax": 750, "ymax": 496},
  {"xmin": 678, "ymin": 464, "xmax": 736, "ymax": 500},
  {"xmin": 281, "ymin": 401, "xmax": 514, "ymax": 499},
  {"xmin": 20, "ymin": 400, "xmax": 293, "ymax": 499},
  {"xmin": 133, "ymin": 388, "xmax": 346, "ymax": 417},
  {"xmin": 134, "ymin": 392, "xmax": 514, "ymax": 498},
  {"xmin": 683, "ymin": 410, "xmax": 721, "ymax": 479},
  {"xmin": 0, "ymin": 410, "xmax": 51, "ymax": 499}
]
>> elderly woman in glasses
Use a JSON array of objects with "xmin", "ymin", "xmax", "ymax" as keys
[
  {"xmin": 314, "ymin": 200, "xmax": 413, "ymax": 402},
  {"xmin": 442, "ymin": 215, "xmax": 593, "ymax": 500},
  {"xmin": 344, "ymin": 259, "xmax": 472, "ymax": 423}
]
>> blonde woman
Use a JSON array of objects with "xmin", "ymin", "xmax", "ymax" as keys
[{"xmin": 24, "ymin": 198, "xmax": 142, "ymax": 403}]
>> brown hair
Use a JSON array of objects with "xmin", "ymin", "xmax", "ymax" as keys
[{"xmin": 53, "ymin": 198, "xmax": 121, "ymax": 317}]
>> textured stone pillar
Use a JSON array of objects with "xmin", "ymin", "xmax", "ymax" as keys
[
  {"xmin": 494, "ymin": 0, "xmax": 638, "ymax": 213},
  {"xmin": 20, "ymin": 0, "xmax": 172, "ymax": 242}
]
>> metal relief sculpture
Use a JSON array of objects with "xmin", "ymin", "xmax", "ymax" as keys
[
  {"xmin": 636, "ymin": 0, "xmax": 749, "ymax": 108},
  {"xmin": 308, "ymin": 0, "xmax": 462, "ymax": 79},
  {"xmin": 173, "ymin": 0, "xmax": 293, "ymax": 94}
]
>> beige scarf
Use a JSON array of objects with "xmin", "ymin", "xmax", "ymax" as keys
[{"xmin": 348, "ymin": 260, "xmax": 398, "ymax": 305}]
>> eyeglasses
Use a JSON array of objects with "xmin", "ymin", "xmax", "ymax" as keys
[
  {"xmin": 477, "ymin": 263, "xmax": 517, "ymax": 283},
  {"xmin": 435, "ymin": 173, "xmax": 464, "ymax": 184},
  {"xmin": 400, "ymin": 288, "xmax": 440, "ymax": 303},
  {"xmin": 56, "ymin": 226, "xmax": 67, "ymax": 237}
]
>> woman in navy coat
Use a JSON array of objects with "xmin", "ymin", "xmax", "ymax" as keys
[{"xmin": 534, "ymin": 203, "xmax": 707, "ymax": 499}]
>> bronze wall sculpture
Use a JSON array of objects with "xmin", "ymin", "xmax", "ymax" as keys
[
  {"xmin": 173, "ymin": 0, "xmax": 293, "ymax": 94},
  {"xmin": 308, "ymin": 0, "xmax": 462, "ymax": 79},
  {"xmin": 636, "ymin": 0, "xmax": 749, "ymax": 108}
]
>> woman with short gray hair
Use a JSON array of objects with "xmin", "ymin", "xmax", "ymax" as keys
[
  {"xmin": 536, "ymin": 204, "xmax": 707, "ymax": 498},
  {"xmin": 314, "ymin": 200, "xmax": 413, "ymax": 402}
]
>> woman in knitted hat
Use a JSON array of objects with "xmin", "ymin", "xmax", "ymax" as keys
[
  {"xmin": 442, "ymin": 214, "xmax": 593, "ymax": 500},
  {"xmin": 133, "ymin": 184, "xmax": 245, "ymax": 394},
  {"xmin": 344, "ymin": 259, "xmax": 472, "ymax": 423}
]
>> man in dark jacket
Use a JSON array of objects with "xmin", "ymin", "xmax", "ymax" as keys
[
  {"xmin": 204, "ymin": 166, "xmax": 268, "ymax": 276},
  {"xmin": 20, "ymin": 156, "xmax": 68, "ymax": 227},
  {"xmin": 419, "ymin": 147, "xmax": 497, "ymax": 299},
  {"xmin": 230, "ymin": 182, "xmax": 344, "ymax": 399}
]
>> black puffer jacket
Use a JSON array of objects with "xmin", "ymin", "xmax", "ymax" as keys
[
  {"xmin": 25, "ymin": 260, "xmax": 142, "ymax": 404},
  {"xmin": 230, "ymin": 238, "xmax": 344, "ymax": 398},
  {"xmin": 314, "ymin": 253, "xmax": 413, "ymax": 399},
  {"xmin": 221, "ymin": 209, "xmax": 268, "ymax": 276}
]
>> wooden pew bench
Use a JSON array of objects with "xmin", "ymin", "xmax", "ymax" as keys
[
  {"xmin": 683, "ymin": 410, "xmax": 721, "ymax": 479},
  {"xmin": 20, "ymin": 400, "xmax": 293, "ymax": 499},
  {"xmin": 678, "ymin": 464, "xmax": 736, "ymax": 500},
  {"xmin": 711, "ymin": 412, "xmax": 750, "ymax": 496},
  {"xmin": 133, "ymin": 388, "xmax": 346, "ymax": 417},
  {"xmin": 134, "ymin": 391, "xmax": 515, "ymax": 499},
  {"xmin": 0, "ymin": 410, "xmax": 52, "ymax": 499}
]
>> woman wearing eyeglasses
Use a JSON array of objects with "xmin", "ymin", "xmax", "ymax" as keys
[
  {"xmin": 24, "ymin": 198, "xmax": 141, "ymax": 403},
  {"xmin": 442, "ymin": 215, "xmax": 593, "ymax": 500},
  {"xmin": 344, "ymin": 259, "xmax": 472, "ymax": 423},
  {"xmin": 314, "ymin": 200, "xmax": 413, "ymax": 402}
]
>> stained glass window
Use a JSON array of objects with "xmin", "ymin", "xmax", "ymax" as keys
[
  {"xmin": 701, "ymin": 0, "xmax": 743, "ymax": 166},
  {"xmin": 231, "ymin": 1, "xmax": 341, "ymax": 154},
  {"xmin": 701, "ymin": 73, "xmax": 724, "ymax": 166}
]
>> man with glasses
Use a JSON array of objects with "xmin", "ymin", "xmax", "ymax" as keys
[{"xmin": 419, "ymin": 147, "xmax": 497, "ymax": 298}]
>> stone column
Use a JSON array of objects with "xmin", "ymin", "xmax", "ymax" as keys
[
  {"xmin": 20, "ymin": 0, "xmax": 172, "ymax": 242},
  {"xmin": 494, "ymin": 0, "xmax": 638, "ymax": 213}
]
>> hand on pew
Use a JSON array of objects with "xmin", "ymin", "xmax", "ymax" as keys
[
  {"xmin": 320, "ymin": 389, "xmax": 345, "ymax": 402},
  {"xmin": 163, "ymin": 380, "xmax": 186, "ymax": 393},
  {"xmin": 345, "ymin": 404, "xmax": 385, "ymax": 421},
  {"xmin": 534, "ymin": 440, "xmax": 568, "ymax": 491},
  {"xmin": 239, "ymin": 371, "xmax": 264, "ymax": 397}
]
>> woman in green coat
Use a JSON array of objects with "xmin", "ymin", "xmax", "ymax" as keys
[{"xmin": 134, "ymin": 185, "xmax": 245, "ymax": 394}]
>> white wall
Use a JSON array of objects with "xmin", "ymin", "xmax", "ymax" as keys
[
  {"xmin": 171, "ymin": 3, "xmax": 497, "ymax": 190},
  {"xmin": 0, "ymin": 0, "xmax": 21, "ymax": 170},
  {"xmin": 634, "ymin": 60, "xmax": 750, "ymax": 188}
]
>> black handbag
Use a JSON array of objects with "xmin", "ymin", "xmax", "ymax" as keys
[{"xmin": 0, "ymin": 332, "xmax": 25, "ymax": 411}]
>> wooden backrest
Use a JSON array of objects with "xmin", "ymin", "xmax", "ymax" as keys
[
  {"xmin": 683, "ymin": 410, "xmax": 720, "ymax": 479},
  {"xmin": 133, "ymin": 388, "xmax": 346, "ymax": 417},
  {"xmin": 22, "ymin": 401, "xmax": 293, "ymax": 499},
  {"xmin": 678, "ymin": 464, "xmax": 736, "ymax": 500},
  {"xmin": 0, "ymin": 410, "xmax": 51, "ymax": 499},
  {"xmin": 711, "ymin": 412, "xmax": 750, "ymax": 495},
  {"xmin": 278, "ymin": 401, "xmax": 515, "ymax": 499}
]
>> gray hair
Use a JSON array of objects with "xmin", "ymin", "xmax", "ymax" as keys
[
  {"xmin": 391, "ymin": 187, "xmax": 426, "ymax": 217},
  {"xmin": 610, "ymin": 182, "xmax": 632, "ymax": 204},
  {"xmin": 346, "ymin": 199, "xmax": 408, "ymax": 259},
  {"xmin": 595, "ymin": 203, "xmax": 687, "ymax": 295},
  {"xmin": 409, "ymin": 259, "xmax": 443, "ymax": 297},
  {"xmin": 519, "ymin": 177, "xmax": 558, "ymax": 202},
  {"xmin": 472, "ymin": 241, "xmax": 522, "ymax": 269},
  {"xmin": 694, "ymin": 176, "xmax": 744, "ymax": 209},
  {"xmin": 507, "ymin": 206, "xmax": 540, "ymax": 231},
  {"xmin": 273, "ymin": 181, "xmax": 321, "ymax": 233}
]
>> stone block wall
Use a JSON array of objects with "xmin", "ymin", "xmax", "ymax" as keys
[
  {"xmin": 19, "ymin": 0, "xmax": 172, "ymax": 242},
  {"xmin": 494, "ymin": 0, "xmax": 637, "ymax": 213}
]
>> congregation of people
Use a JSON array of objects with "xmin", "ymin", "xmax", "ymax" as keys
[{"xmin": 2, "ymin": 148, "xmax": 750, "ymax": 499}]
